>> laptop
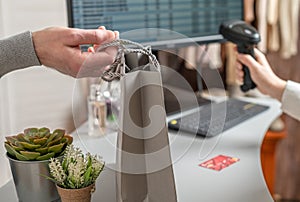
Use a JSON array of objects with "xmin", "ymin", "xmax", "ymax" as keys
[{"xmin": 162, "ymin": 67, "xmax": 269, "ymax": 137}]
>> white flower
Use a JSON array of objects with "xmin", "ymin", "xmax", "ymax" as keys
[
  {"xmin": 91, "ymin": 155, "xmax": 104, "ymax": 182},
  {"xmin": 48, "ymin": 144, "xmax": 105, "ymax": 189},
  {"xmin": 48, "ymin": 158, "xmax": 66, "ymax": 186}
]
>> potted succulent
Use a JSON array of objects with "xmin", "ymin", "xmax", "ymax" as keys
[
  {"xmin": 47, "ymin": 144, "xmax": 105, "ymax": 202},
  {"xmin": 4, "ymin": 127, "xmax": 73, "ymax": 202}
]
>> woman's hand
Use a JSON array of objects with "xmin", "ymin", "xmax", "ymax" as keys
[{"xmin": 236, "ymin": 48, "xmax": 286, "ymax": 101}]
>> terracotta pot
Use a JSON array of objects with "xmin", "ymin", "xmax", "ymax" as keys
[{"xmin": 56, "ymin": 183, "xmax": 95, "ymax": 202}]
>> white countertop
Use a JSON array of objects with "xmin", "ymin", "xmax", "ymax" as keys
[{"xmin": 1, "ymin": 97, "xmax": 281, "ymax": 202}]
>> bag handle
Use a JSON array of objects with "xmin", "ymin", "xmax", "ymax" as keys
[{"xmin": 97, "ymin": 39, "xmax": 160, "ymax": 82}]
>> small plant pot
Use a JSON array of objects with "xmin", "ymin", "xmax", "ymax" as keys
[
  {"xmin": 56, "ymin": 183, "xmax": 96, "ymax": 202},
  {"xmin": 7, "ymin": 153, "xmax": 60, "ymax": 202}
]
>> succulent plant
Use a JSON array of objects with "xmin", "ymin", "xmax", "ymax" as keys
[{"xmin": 4, "ymin": 127, "xmax": 73, "ymax": 161}]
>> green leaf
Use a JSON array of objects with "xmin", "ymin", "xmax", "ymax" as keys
[
  {"xmin": 36, "ymin": 152, "xmax": 55, "ymax": 161},
  {"xmin": 53, "ymin": 129, "xmax": 66, "ymax": 138},
  {"xmin": 5, "ymin": 140, "xmax": 24, "ymax": 152},
  {"xmin": 59, "ymin": 137, "xmax": 67, "ymax": 144},
  {"xmin": 19, "ymin": 142, "xmax": 41, "ymax": 150},
  {"xmin": 16, "ymin": 133, "xmax": 29, "ymax": 143},
  {"xmin": 5, "ymin": 136, "xmax": 18, "ymax": 144},
  {"xmin": 33, "ymin": 137, "xmax": 48, "ymax": 145},
  {"xmin": 38, "ymin": 127, "xmax": 50, "ymax": 137},
  {"xmin": 11, "ymin": 144, "xmax": 24, "ymax": 152},
  {"xmin": 47, "ymin": 138, "xmax": 62, "ymax": 147},
  {"xmin": 65, "ymin": 135, "xmax": 73, "ymax": 144},
  {"xmin": 62, "ymin": 158, "xmax": 67, "ymax": 170},
  {"xmin": 24, "ymin": 128, "xmax": 39, "ymax": 137},
  {"xmin": 86, "ymin": 155, "xmax": 92, "ymax": 168},
  {"xmin": 47, "ymin": 130, "xmax": 66, "ymax": 147},
  {"xmin": 68, "ymin": 179, "xmax": 76, "ymax": 189},
  {"xmin": 35, "ymin": 147, "xmax": 49, "ymax": 155},
  {"xmin": 48, "ymin": 143, "xmax": 65, "ymax": 154},
  {"xmin": 45, "ymin": 133, "xmax": 56, "ymax": 145},
  {"xmin": 4, "ymin": 142, "xmax": 18, "ymax": 157},
  {"xmin": 60, "ymin": 135, "xmax": 73, "ymax": 145},
  {"xmin": 22, "ymin": 134, "xmax": 32, "ymax": 143},
  {"xmin": 20, "ymin": 151, "xmax": 40, "ymax": 160},
  {"xmin": 84, "ymin": 166, "xmax": 92, "ymax": 184},
  {"xmin": 15, "ymin": 152, "xmax": 30, "ymax": 161}
]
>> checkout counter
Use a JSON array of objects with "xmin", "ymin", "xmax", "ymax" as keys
[{"xmin": 0, "ymin": 97, "xmax": 281, "ymax": 202}]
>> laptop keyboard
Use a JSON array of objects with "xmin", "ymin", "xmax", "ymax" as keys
[{"xmin": 168, "ymin": 98, "xmax": 269, "ymax": 137}]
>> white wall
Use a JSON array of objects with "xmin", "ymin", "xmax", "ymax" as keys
[
  {"xmin": 0, "ymin": 0, "xmax": 88, "ymax": 187},
  {"xmin": 1, "ymin": 0, "xmax": 68, "ymax": 35},
  {"xmin": 0, "ymin": 0, "xmax": 3, "ymax": 37}
]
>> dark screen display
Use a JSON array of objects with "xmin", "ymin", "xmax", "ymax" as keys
[{"xmin": 67, "ymin": 0, "xmax": 243, "ymax": 46}]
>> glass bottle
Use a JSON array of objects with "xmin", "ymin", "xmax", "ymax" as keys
[
  {"xmin": 103, "ymin": 80, "xmax": 121, "ymax": 131},
  {"xmin": 87, "ymin": 84, "xmax": 106, "ymax": 136}
]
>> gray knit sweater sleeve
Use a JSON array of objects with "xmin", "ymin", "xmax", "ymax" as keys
[{"xmin": 0, "ymin": 31, "xmax": 41, "ymax": 77}]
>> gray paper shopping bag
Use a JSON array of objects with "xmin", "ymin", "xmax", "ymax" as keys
[
  {"xmin": 116, "ymin": 67, "xmax": 177, "ymax": 202},
  {"xmin": 97, "ymin": 39, "xmax": 177, "ymax": 202}
]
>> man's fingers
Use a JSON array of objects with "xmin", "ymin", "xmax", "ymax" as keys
[
  {"xmin": 82, "ymin": 51, "xmax": 115, "ymax": 68},
  {"xmin": 87, "ymin": 47, "xmax": 95, "ymax": 53},
  {"xmin": 73, "ymin": 52, "xmax": 115, "ymax": 78},
  {"xmin": 103, "ymin": 46, "xmax": 118, "ymax": 60},
  {"xmin": 114, "ymin": 31, "xmax": 119, "ymax": 39},
  {"xmin": 98, "ymin": 26, "xmax": 106, "ymax": 30},
  {"xmin": 70, "ymin": 28, "xmax": 115, "ymax": 45}
]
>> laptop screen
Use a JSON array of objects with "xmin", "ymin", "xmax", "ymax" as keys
[{"xmin": 159, "ymin": 49, "xmax": 222, "ymax": 116}]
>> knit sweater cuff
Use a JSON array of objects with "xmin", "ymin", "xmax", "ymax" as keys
[{"xmin": 0, "ymin": 31, "xmax": 41, "ymax": 77}]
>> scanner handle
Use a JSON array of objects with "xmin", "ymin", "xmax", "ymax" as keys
[{"xmin": 237, "ymin": 45, "xmax": 256, "ymax": 92}]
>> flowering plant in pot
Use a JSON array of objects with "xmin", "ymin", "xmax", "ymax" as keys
[
  {"xmin": 4, "ymin": 127, "xmax": 73, "ymax": 202},
  {"xmin": 47, "ymin": 144, "xmax": 105, "ymax": 202}
]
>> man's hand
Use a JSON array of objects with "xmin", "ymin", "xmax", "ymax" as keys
[{"xmin": 32, "ymin": 26, "xmax": 118, "ymax": 78}]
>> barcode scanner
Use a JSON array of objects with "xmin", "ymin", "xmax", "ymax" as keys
[{"xmin": 219, "ymin": 19, "xmax": 261, "ymax": 92}]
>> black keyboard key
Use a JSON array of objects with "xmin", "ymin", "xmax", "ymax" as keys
[{"xmin": 168, "ymin": 99, "xmax": 269, "ymax": 137}]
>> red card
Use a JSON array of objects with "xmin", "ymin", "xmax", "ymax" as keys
[{"xmin": 199, "ymin": 155, "xmax": 239, "ymax": 171}]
